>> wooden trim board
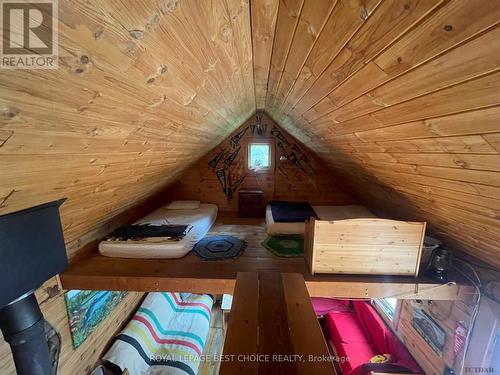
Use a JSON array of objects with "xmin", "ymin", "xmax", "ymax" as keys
[{"xmin": 59, "ymin": 253, "xmax": 473, "ymax": 300}]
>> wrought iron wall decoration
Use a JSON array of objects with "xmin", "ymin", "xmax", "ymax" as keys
[
  {"xmin": 209, "ymin": 126, "xmax": 248, "ymax": 199},
  {"xmin": 224, "ymin": 146, "xmax": 241, "ymax": 168},
  {"xmin": 208, "ymin": 118, "xmax": 317, "ymax": 199},
  {"xmin": 226, "ymin": 174, "xmax": 246, "ymax": 199},
  {"xmin": 216, "ymin": 169, "xmax": 226, "ymax": 191},
  {"xmin": 250, "ymin": 113, "xmax": 267, "ymax": 136},
  {"xmin": 288, "ymin": 152, "xmax": 306, "ymax": 172},
  {"xmin": 270, "ymin": 126, "xmax": 314, "ymax": 176},
  {"xmin": 208, "ymin": 149, "xmax": 225, "ymax": 170},
  {"xmin": 230, "ymin": 126, "xmax": 248, "ymax": 148},
  {"xmin": 270, "ymin": 126, "xmax": 289, "ymax": 146}
]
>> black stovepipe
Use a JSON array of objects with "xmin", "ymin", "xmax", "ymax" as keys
[{"xmin": 0, "ymin": 292, "xmax": 53, "ymax": 375}]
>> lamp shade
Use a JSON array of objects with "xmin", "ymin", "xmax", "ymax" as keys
[{"xmin": 0, "ymin": 200, "xmax": 68, "ymax": 308}]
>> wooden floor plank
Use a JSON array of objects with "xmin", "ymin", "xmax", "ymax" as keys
[{"xmin": 198, "ymin": 301, "xmax": 225, "ymax": 375}]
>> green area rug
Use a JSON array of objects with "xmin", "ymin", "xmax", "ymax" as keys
[{"xmin": 262, "ymin": 235, "xmax": 304, "ymax": 257}]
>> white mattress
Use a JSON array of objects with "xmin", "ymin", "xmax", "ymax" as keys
[
  {"xmin": 265, "ymin": 204, "xmax": 375, "ymax": 235},
  {"xmin": 99, "ymin": 203, "xmax": 218, "ymax": 259}
]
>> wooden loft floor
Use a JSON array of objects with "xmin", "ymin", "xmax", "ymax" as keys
[{"xmin": 60, "ymin": 213, "xmax": 471, "ymax": 300}]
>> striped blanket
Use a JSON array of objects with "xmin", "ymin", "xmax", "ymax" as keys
[{"xmin": 103, "ymin": 292, "xmax": 213, "ymax": 375}]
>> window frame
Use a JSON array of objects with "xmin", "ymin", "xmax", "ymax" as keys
[
  {"xmin": 246, "ymin": 140, "xmax": 274, "ymax": 173},
  {"xmin": 372, "ymin": 298, "xmax": 401, "ymax": 329}
]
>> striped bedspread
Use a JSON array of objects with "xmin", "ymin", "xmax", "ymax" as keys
[{"xmin": 103, "ymin": 292, "xmax": 213, "ymax": 375}]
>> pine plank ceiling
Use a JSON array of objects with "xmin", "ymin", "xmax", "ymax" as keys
[{"xmin": 0, "ymin": 0, "xmax": 499, "ymax": 266}]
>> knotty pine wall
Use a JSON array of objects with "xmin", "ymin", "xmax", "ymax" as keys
[
  {"xmin": 253, "ymin": 0, "xmax": 500, "ymax": 268},
  {"xmin": 0, "ymin": 1, "xmax": 255, "ymax": 373},
  {"xmin": 167, "ymin": 113, "xmax": 355, "ymax": 211}
]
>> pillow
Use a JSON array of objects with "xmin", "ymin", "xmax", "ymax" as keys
[
  {"xmin": 166, "ymin": 200, "xmax": 200, "ymax": 209},
  {"xmin": 370, "ymin": 354, "xmax": 392, "ymax": 363}
]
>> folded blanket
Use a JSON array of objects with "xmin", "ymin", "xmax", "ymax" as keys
[
  {"xmin": 103, "ymin": 292, "xmax": 213, "ymax": 375},
  {"xmin": 109, "ymin": 224, "xmax": 189, "ymax": 241},
  {"xmin": 270, "ymin": 200, "xmax": 318, "ymax": 222}
]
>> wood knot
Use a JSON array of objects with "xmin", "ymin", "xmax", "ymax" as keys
[
  {"xmin": 146, "ymin": 14, "xmax": 161, "ymax": 31},
  {"xmin": 80, "ymin": 55, "xmax": 89, "ymax": 64},
  {"xmin": 359, "ymin": 6, "xmax": 368, "ymax": 20},
  {"xmin": 158, "ymin": 65, "xmax": 168, "ymax": 74},
  {"xmin": 125, "ymin": 42, "xmax": 139, "ymax": 57},
  {"xmin": 146, "ymin": 76, "xmax": 156, "ymax": 84},
  {"xmin": 260, "ymin": 33, "xmax": 271, "ymax": 42},
  {"xmin": 94, "ymin": 27, "xmax": 104, "ymax": 40},
  {"xmin": 75, "ymin": 67, "xmax": 85, "ymax": 74},
  {"xmin": 163, "ymin": 0, "xmax": 179, "ymax": 13},
  {"xmin": 129, "ymin": 29, "xmax": 144, "ymax": 39},
  {"xmin": 220, "ymin": 24, "xmax": 232, "ymax": 42},
  {"xmin": 45, "ymin": 285, "xmax": 60, "ymax": 298},
  {"xmin": 397, "ymin": 57, "xmax": 403, "ymax": 63},
  {"xmin": 444, "ymin": 24, "xmax": 453, "ymax": 32},
  {"xmin": 2, "ymin": 108, "xmax": 18, "ymax": 119},
  {"xmin": 88, "ymin": 127, "xmax": 99, "ymax": 136}
]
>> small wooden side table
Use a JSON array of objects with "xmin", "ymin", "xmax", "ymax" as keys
[{"xmin": 238, "ymin": 189, "xmax": 263, "ymax": 218}]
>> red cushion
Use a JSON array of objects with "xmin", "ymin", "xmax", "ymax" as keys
[
  {"xmin": 353, "ymin": 301, "xmax": 422, "ymax": 373},
  {"xmin": 325, "ymin": 312, "xmax": 371, "ymax": 345},
  {"xmin": 386, "ymin": 332, "xmax": 422, "ymax": 373},
  {"xmin": 326, "ymin": 301, "xmax": 422, "ymax": 374},
  {"xmin": 311, "ymin": 297, "xmax": 351, "ymax": 316},
  {"xmin": 334, "ymin": 341, "xmax": 377, "ymax": 375},
  {"xmin": 353, "ymin": 301, "xmax": 389, "ymax": 353}
]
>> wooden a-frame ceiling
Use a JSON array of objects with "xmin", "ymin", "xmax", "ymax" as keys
[{"xmin": 0, "ymin": 0, "xmax": 499, "ymax": 266}]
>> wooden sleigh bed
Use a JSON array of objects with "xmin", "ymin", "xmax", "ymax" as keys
[{"xmin": 265, "ymin": 200, "xmax": 426, "ymax": 277}]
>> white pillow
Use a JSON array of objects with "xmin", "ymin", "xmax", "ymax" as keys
[{"xmin": 166, "ymin": 200, "xmax": 200, "ymax": 209}]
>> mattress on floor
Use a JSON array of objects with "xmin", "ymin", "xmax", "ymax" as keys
[
  {"xmin": 99, "ymin": 203, "xmax": 218, "ymax": 259},
  {"xmin": 265, "ymin": 204, "xmax": 375, "ymax": 235}
]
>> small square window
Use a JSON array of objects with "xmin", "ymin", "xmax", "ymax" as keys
[{"xmin": 248, "ymin": 143, "xmax": 270, "ymax": 170}]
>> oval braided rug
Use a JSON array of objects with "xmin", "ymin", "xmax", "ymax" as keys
[
  {"xmin": 192, "ymin": 235, "xmax": 247, "ymax": 260},
  {"xmin": 262, "ymin": 235, "xmax": 304, "ymax": 257}
]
